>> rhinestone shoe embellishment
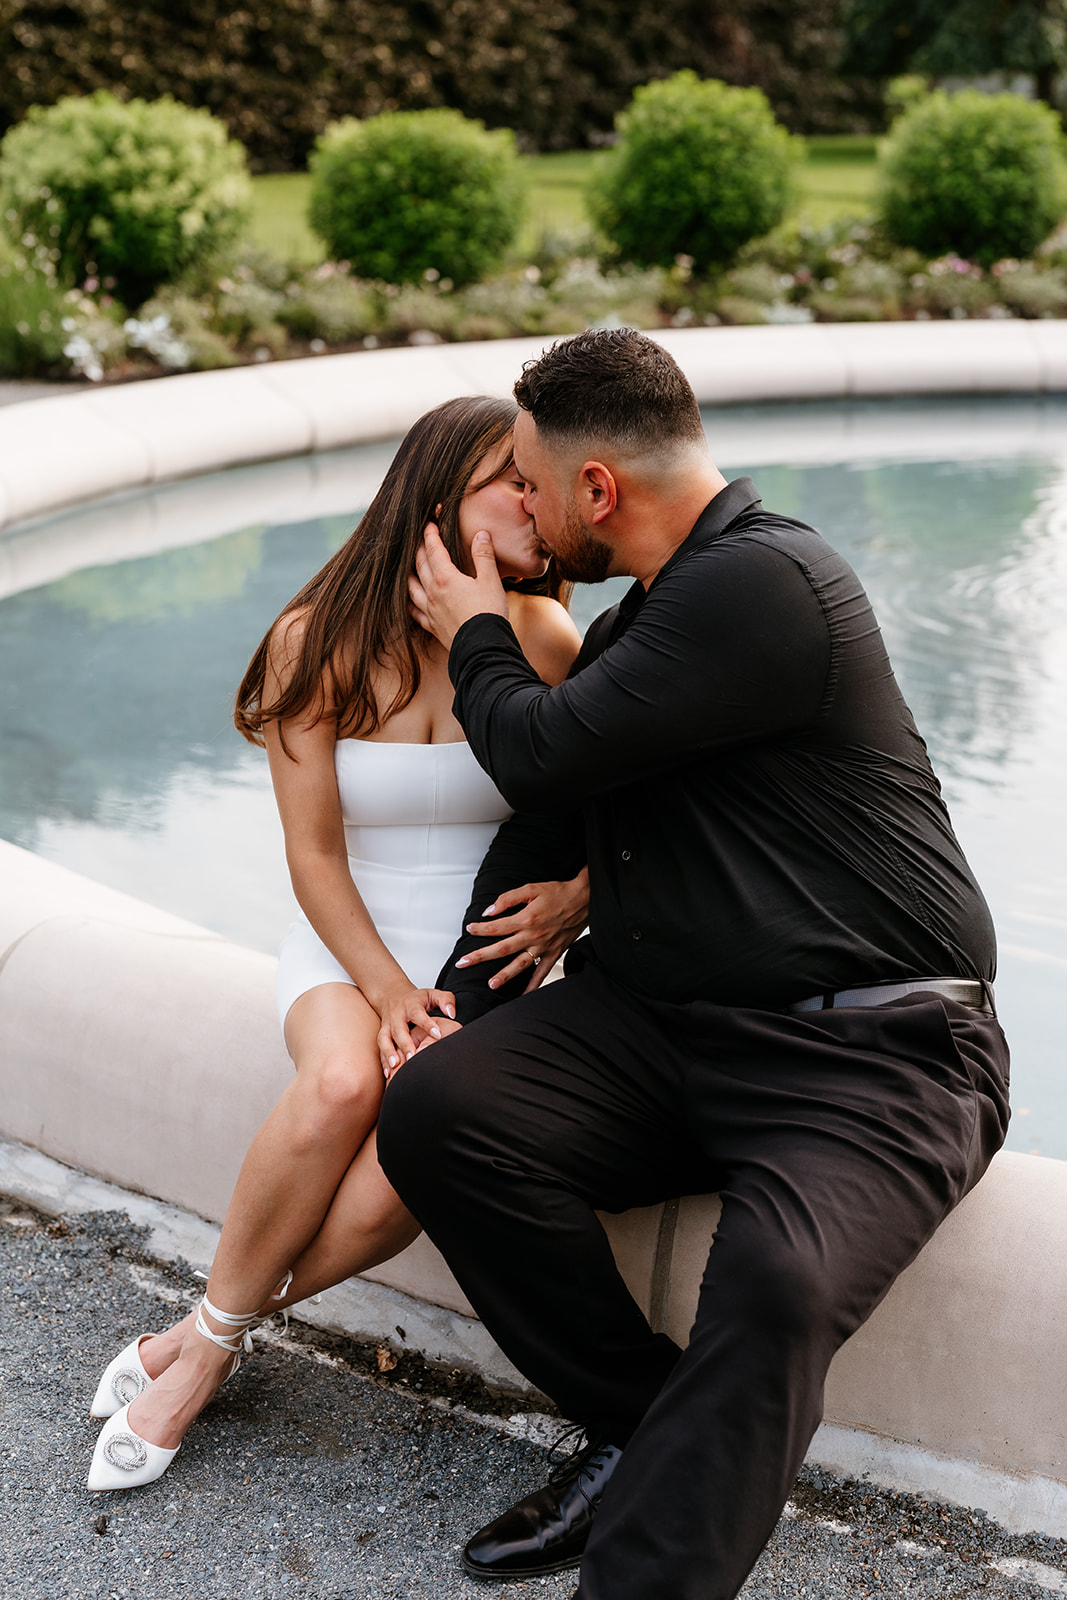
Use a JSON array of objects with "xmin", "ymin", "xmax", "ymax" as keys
[
  {"xmin": 103, "ymin": 1432, "xmax": 149, "ymax": 1472},
  {"xmin": 111, "ymin": 1367, "xmax": 148, "ymax": 1406}
]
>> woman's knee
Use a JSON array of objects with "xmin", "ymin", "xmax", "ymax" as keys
[{"xmin": 289, "ymin": 1052, "xmax": 382, "ymax": 1146}]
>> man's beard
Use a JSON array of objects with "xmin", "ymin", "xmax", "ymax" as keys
[{"xmin": 547, "ymin": 502, "xmax": 614, "ymax": 584}]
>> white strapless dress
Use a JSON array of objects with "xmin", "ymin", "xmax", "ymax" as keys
[{"xmin": 275, "ymin": 739, "xmax": 512, "ymax": 1027}]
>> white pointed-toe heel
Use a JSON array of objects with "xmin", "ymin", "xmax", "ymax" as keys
[
  {"xmin": 85, "ymin": 1272, "xmax": 297, "ymax": 1492},
  {"xmin": 85, "ymin": 1286, "xmax": 270, "ymax": 1493},
  {"xmin": 89, "ymin": 1334, "xmax": 161, "ymax": 1419},
  {"xmin": 87, "ymin": 1402, "xmax": 180, "ymax": 1491},
  {"xmin": 89, "ymin": 1267, "xmax": 293, "ymax": 1421}
]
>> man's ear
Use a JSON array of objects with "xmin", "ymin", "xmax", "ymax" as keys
[{"xmin": 580, "ymin": 461, "xmax": 618, "ymax": 524}]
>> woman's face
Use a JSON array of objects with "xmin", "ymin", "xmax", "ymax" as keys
[{"xmin": 457, "ymin": 440, "xmax": 551, "ymax": 581}]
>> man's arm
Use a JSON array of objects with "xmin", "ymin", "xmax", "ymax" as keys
[
  {"xmin": 448, "ymin": 540, "xmax": 831, "ymax": 813},
  {"xmin": 431, "ymin": 609, "xmax": 618, "ymax": 1021},
  {"xmin": 435, "ymin": 805, "xmax": 587, "ymax": 1022}
]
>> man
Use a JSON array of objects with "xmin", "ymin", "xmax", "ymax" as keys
[{"xmin": 377, "ymin": 328, "xmax": 1009, "ymax": 1600}]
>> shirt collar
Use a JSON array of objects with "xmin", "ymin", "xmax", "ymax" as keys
[{"xmin": 616, "ymin": 476, "xmax": 763, "ymax": 621}]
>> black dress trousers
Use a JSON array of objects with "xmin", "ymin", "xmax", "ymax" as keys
[{"xmin": 377, "ymin": 961, "xmax": 1009, "ymax": 1600}]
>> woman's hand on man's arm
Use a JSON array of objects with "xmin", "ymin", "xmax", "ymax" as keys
[
  {"xmin": 456, "ymin": 867, "xmax": 590, "ymax": 993},
  {"xmin": 400, "ymin": 865, "xmax": 590, "ymax": 1068}
]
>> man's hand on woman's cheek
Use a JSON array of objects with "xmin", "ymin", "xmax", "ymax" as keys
[{"xmin": 409, "ymin": 524, "xmax": 509, "ymax": 649}]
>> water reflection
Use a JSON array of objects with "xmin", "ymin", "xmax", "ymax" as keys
[
  {"xmin": 1, "ymin": 518, "xmax": 343, "ymax": 836},
  {"xmin": 741, "ymin": 456, "xmax": 1064, "ymax": 795},
  {"xmin": 1, "ymin": 400, "xmax": 1065, "ymax": 1156}
]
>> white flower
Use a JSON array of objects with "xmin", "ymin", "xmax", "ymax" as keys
[{"xmin": 63, "ymin": 333, "xmax": 104, "ymax": 382}]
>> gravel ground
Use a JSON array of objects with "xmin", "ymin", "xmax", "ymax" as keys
[{"xmin": 1, "ymin": 1195, "xmax": 1065, "ymax": 1600}]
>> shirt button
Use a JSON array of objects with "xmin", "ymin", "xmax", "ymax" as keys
[
  {"xmin": 631, "ymin": 928, "xmax": 642, "ymax": 941},
  {"xmin": 621, "ymin": 849, "xmax": 632, "ymax": 861}
]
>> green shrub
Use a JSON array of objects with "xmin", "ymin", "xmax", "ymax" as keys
[
  {"xmin": 276, "ymin": 266, "xmax": 381, "ymax": 344},
  {"xmin": 373, "ymin": 283, "xmax": 464, "ymax": 342},
  {"xmin": 588, "ymin": 73, "xmax": 800, "ymax": 274},
  {"xmin": 905, "ymin": 254, "xmax": 994, "ymax": 318},
  {"xmin": 211, "ymin": 276, "xmax": 287, "ymax": 353},
  {"xmin": 0, "ymin": 260, "xmax": 68, "ymax": 377},
  {"xmin": 57, "ymin": 293, "xmax": 129, "ymax": 382},
  {"xmin": 128, "ymin": 295, "xmax": 240, "ymax": 371},
  {"xmin": 714, "ymin": 295, "xmax": 770, "ymax": 325},
  {"xmin": 307, "ymin": 110, "xmax": 523, "ymax": 287},
  {"xmin": 0, "ymin": 92, "xmax": 252, "ymax": 307},
  {"xmin": 719, "ymin": 261, "xmax": 791, "ymax": 306},
  {"xmin": 991, "ymin": 261, "xmax": 1067, "ymax": 319},
  {"xmin": 808, "ymin": 290, "xmax": 886, "ymax": 321},
  {"xmin": 878, "ymin": 91, "xmax": 1067, "ymax": 268}
]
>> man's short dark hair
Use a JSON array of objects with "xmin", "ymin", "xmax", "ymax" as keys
[{"xmin": 513, "ymin": 328, "xmax": 705, "ymax": 455}]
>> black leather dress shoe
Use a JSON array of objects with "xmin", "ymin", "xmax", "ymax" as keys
[{"xmin": 460, "ymin": 1435, "xmax": 623, "ymax": 1579}]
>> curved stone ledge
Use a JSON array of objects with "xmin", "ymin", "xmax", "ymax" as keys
[
  {"xmin": 1, "ymin": 836, "xmax": 1064, "ymax": 1536},
  {"xmin": 4, "ymin": 320, "xmax": 1067, "ymax": 534},
  {"xmin": 1, "ymin": 329, "xmax": 1065, "ymax": 1534}
]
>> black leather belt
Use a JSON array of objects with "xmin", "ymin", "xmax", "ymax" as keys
[{"xmin": 790, "ymin": 977, "xmax": 994, "ymax": 1016}]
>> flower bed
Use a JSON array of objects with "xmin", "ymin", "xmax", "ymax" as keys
[{"xmin": 5, "ymin": 214, "xmax": 1067, "ymax": 386}]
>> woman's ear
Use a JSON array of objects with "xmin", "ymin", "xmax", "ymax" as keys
[{"xmin": 435, "ymin": 502, "xmax": 443, "ymax": 518}]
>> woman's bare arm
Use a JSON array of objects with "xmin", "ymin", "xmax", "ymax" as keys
[{"xmin": 264, "ymin": 616, "xmax": 454, "ymax": 1069}]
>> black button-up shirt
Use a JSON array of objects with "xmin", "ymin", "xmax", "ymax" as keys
[{"xmin": 440, "ymin": 478, "xmax": 996, "ymax": 1019}]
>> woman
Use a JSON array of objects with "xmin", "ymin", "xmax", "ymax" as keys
[{"xmin": 87, "ymin": 396, "xmax": 587, "ymax": 1491}]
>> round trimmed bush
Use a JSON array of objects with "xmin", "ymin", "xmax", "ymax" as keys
[
  {"xmin": 307, "ymin": 109, "xmax": 523, "ymax": 287},
  {"xmin": 879, "ymin": 90, "xmax": 1067, "ymax": 267},
  {"xmin": 588, "ymin": 72, "xmax": 799, "ymax": 274},
  {"xmin": 0, "ymin": 92, "xmax": 251, "ymax": 307}
]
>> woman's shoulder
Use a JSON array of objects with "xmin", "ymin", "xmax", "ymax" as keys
[
  {"xmin": 264, "ymin": 604, "xmax": 343, "ymax": 711},
  {"xmin": 507, "ymin": 592, "xmax": 583, "ymax": 687},
  {"xmin": 267, "ymin": 604, "xmax": 310, "ymax": 660}
]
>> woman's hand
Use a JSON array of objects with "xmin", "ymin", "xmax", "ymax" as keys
[
  {"xmin": 456, "ymin": 868, "xmax": 590, "ymax": 993},
  {"xmin": 377, "ymin": 986, "xmax": 457, "ymax": 1078}
]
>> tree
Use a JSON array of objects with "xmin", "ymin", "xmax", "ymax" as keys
[
  {"xmin": 0, "ymin": 0, "xmax": 884, "ymax": 165},
  {"xmin": 842, "ymin": 0, "xmax": 1067, "ymax": 109}
]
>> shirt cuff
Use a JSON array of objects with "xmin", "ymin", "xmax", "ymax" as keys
[{"xmin": 448, "ymin": 611, "xmax": 525, "ymax": 678}]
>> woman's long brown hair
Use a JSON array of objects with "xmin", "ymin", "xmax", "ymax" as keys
[{"xmin": 234, "ymin": 395, "xmax": 568, "ymax": 751}]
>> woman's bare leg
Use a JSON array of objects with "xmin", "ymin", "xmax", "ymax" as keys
[
  {"xmin": 125, "ymin": 983, "xmax": 414, "ymax": 1449},
  {"xmin": 133, "ymin": 1126, "xmax": 421, "ymax": 1402},
  {"xmin": 267, "ymin": 1126, "xmax": 421, "ymax": 1306}
]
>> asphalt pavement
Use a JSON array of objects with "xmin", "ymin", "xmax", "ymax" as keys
[{"xmin": 2, "ymin": 1193, "xmax": 1067, "ymax": 1599}]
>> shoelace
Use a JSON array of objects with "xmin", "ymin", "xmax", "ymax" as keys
[{"xmin": 547, "ymin": 1423, "xmax": 598, "ymax": 1486}]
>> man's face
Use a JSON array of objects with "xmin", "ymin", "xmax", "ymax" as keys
[{"xmin": 513, "ymin": 409, "xmax": 614, "ymax": 584}]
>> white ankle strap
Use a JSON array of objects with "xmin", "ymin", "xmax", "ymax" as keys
[
  {"xmin": 196, "ymin": 1293, "xmax": 262, "ymax": 1356},
  {"xmin": 191, "ymin": 1269, "xmax": 296, "ymax": 1355}
]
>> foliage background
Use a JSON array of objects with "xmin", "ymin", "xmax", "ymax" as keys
[
  {"xmin": 0, "ymin": 0, "xmax": 884, "ymax": 168},
  {"xmin": 841, "ymin": 0, "xmax": 1067, "ymax": 105}
]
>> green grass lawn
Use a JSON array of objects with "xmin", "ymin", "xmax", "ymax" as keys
[
  {"xmin": 246, "ymin": 137, "xmax": 882, "ymax": 266},
  {"xmin": 797, "ymin": 135, "xmax": 881, "ymax": 224}
]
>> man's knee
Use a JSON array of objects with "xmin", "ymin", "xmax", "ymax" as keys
[
  {"xmin": 376, "ymin": 1036, "xmax": 476, "ymax": 1195},
  {"xmin": 701, "ymin": 1229, "xmax": 845, "ymax": 1356}
]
